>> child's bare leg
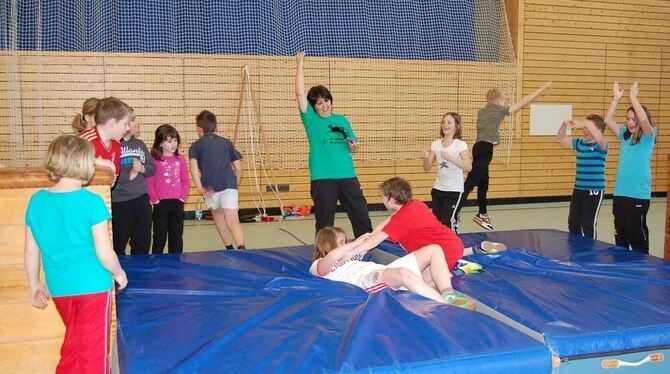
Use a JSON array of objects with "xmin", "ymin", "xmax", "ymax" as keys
[
  {"xmin": 421, "ymin": 267, "xmax": 436, "ymax": 288},
  {"xmin": 211, "ymin": 208, "xmax": 233, "ymax": 246},
  {"xmin": 412, "ymin": 245, "xmax": 453, "ymax": 293},
  {"xmin": 381, "ymin": 268, "xmax": 445, "ymax": 303},
  {"xmin": 223, "ymin": 208, "xmax": 244, "ymax": 247}
]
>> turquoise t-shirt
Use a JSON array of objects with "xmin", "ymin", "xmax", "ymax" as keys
[
  {"xmin": 614, "ymin": 127, "xmax": 656, "ymax": 199},
  {"xmin": 299, "ymin": 104, "xmax": 357, "ymax": 180},
  {"xmin": 25, "ymin": 188, "xmax": 113, "ymax": 297}
]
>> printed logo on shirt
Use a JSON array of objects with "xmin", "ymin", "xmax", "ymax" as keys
[{"xmin": 119, "ymin": 146, "xmax": 146, "ymax": 165}]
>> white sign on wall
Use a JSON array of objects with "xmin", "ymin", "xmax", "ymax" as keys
[{"xmin": 529, "ymin": 104, "xmax": 573, "ymax": 136}]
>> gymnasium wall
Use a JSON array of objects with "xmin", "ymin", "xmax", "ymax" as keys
[
  {"xmin": 1, "ymin": 0, "xmax": 668, "ymax": 214},
  {"xmin": 516, "ymin": 0, "xmax": 670, "ymax": 198},
  {"xmin": 0, "ymin": 52, "xmax": 515, "ymax": 212}
]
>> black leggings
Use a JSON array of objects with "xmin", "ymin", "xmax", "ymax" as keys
[
  {"xmin": 310, "ymin": 178, "xmax": 373, "ymax": 238},
  {"xmin": 152, "ymin": 199, "xmax": 185, "ymax": 254},
  {"xmin": 112, "ymin": 194, "xmax": 152, "ymax": 255},
  {"xmin": 613, "ymin": 196, "xmax": 650, "ymax": 253},
  {"xmin": 458, "ymin": 141, "xmax": 493, "ymax": 215}
]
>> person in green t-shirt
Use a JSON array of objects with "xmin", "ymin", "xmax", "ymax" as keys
[
  {"xmin": 295, "ymin": 51, "xmax": 373, "ymax": 238},
  {"xmin": 458, "ymin": 81, "xmax": 552, "ymax": 231}
]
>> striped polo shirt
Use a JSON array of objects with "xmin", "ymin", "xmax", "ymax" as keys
[{"xmin": 572, "ymin": 138, "xmax": 607, "ymax": 191}]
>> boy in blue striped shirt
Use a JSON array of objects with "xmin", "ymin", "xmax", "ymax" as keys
[{"xmin": 557, "ymin": 115, "xmax": 608, "ymax": 238}]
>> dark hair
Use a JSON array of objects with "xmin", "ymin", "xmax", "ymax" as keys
[
  {"xmin": 307, "ymin": 85, "xmax": 333, "ymax": 108},
  {"xmin": 379, "ymin": 177, "xmax": 412, "ymax": 205},
  {"xmin": 586, "ymin": 114, "xmax": 606, "ymax": 133},
  {"xmin": 440, "ymin": 112, "xmax": 462, "ymax": 139},
  {"xmin": 196, "ymin": 110, "xmax": 217, "ymax": 134},
  {"xmin": 151, "ymin": 124, "xmax": 181, "ymax": 160},
  {"xmin": 95, "ymin": 97, "xmax": 132, "ymax": 126},
  {"xmin": 624, "ymin": 105, "xmax": 653, "ymax": 145}
]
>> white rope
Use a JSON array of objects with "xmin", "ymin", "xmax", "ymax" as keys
[{"xmin": 237, "ymin": 65, "xmax": 285, "ymax": 218}]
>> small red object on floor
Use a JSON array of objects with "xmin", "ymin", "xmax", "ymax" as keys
[{"xmin": 260, "ymin": 214, "xmax": 274, "ymax": 222}]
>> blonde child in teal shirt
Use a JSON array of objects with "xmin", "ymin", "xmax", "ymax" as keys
[{"xmin": 24, "ymin": 135, "xmax": 127, "ymax": 373}]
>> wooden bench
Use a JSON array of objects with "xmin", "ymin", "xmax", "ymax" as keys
[{"xmin": 0, "ymin": 167, "xmax": 114, "ymax": 372}]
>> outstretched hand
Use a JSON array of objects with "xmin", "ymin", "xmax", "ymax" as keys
[
  {"xmin": 629, "ymin": 81, "xmax": 639, "ymax": 100},
  {"xmin": 613, "ymin": 82, "xmax": 624, "ymax": 100},
  {"xmin": 296, "ymin": 51, "xmax": 306, "ymax": 63}
]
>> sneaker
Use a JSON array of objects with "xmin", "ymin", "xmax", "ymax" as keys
[
  {"xmin": 473, "ymin": 213, "xmax": 494, "ymax": 231},
  {"xmin": 452, "ymin": 259, "xmax": 482, "ymax": 276},
  {"xmin": 472, "ymin": 240, "xmax": 507, "ymax": 255},
  {"xmin": 443, "ymin": 292, "xmax": 477, "ymax": 311}
]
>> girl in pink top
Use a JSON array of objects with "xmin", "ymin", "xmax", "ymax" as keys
[{"xmin": 146, "ymin": 124, "xmax": 190, "ymax": 253}]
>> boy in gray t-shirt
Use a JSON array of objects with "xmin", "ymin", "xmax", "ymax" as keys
[
  {"xmin": 189, "ymin": 110, "xmax": 245, "ymax": 250},
  {"xmin": 112, "ymin": 113, "xmax": 156, "ymax": 255},
  {"xmin": 458, "ymin": 81, "xmax": 552, "ymax": 231}
]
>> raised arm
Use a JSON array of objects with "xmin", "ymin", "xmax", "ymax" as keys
[
  {"xmin": 509, "ymin": 81, "xmax": 553, "ymax": 114},
  {"xmin": 295, "ymin": 51, "xmax": 308, "ymax": 113},
  {"xmin": 629, "ymin": 81, "xmax": 653, "ymax": 136},
  {"xmin": 580, "ymin": 119, "xmax": 607, "ymax": 150},
  {"xmin": 556, "ymin": 119, "xmax": 574, "ymax": 148},
  {"xmin": 604, "ymin": 82, "xmax": 624, "ymax": 136}
]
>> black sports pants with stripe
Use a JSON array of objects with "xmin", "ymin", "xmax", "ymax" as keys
[
  {"xmin": 567, "ymin": 189, "xmax": 604, "ymax": 239},
  {"xmin": 613, "ymin": 196, "xmax": 650, "ymax": 254}
]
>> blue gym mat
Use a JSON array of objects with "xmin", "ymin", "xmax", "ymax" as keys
[
  {"xmin": 116, "ymin": 245, "xmax": 551, "ymax": 373},
  {"xmin": 380, "ymin": 229, "xmax": 670, "ymax": 361}
]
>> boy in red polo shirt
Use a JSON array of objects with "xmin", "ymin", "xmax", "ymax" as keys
[{"xmin": 78, "ymin": 97, "xmax": 132, "ymax": 177}]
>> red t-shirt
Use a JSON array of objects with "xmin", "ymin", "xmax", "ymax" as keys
[
  {"xmin": 79, "ymin": 127, "xmax": 121, "ymax": 176},
  {"xmin": 382, "ymin": 199, "xmax": 464, "ymax": 269}
]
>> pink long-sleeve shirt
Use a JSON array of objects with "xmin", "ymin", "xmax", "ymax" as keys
[{"xmin": 146, "ymin": 154, "xmax": 190, "ymax": 203}]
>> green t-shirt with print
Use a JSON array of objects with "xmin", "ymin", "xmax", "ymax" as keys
[{"xmin": 300, "ymin": 104, "xmax": 357, "ymax": 180}]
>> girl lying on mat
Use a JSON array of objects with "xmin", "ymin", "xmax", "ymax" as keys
[{"xmin": 310, "ymin": 226, "xmax": 475, "ymax": 309}]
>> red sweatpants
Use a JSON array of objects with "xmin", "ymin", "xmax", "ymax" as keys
[{"xmin": 52, "ymin": 290, "xmax": 112, "ymax": 374}]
